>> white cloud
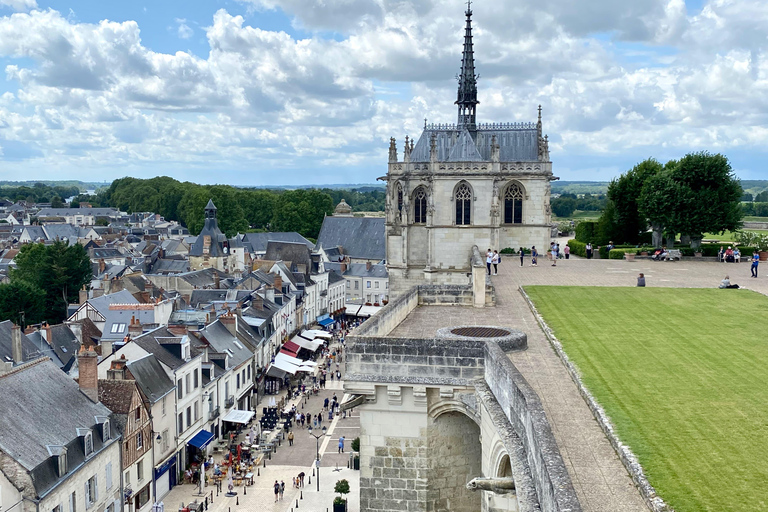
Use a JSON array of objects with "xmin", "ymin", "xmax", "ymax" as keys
[
  {"xmin": 0, "ymin": 0, "xmax": 36, "ymax": 12},
  {"xmin": 176, "ymin": 18, "xmax": 193, "ymax": 39},
  {"xmin": 0, "ymin": 1, "xmax": 767, "ymax": 183}
]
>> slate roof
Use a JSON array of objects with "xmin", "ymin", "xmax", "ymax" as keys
[
  {"xmin": 198, "ymin": 320, "xmax": 253, "ymax": 369},
  {"xmin": 86, "ymin": 290, "xmax": 139, "ymax": 317},
  {"xmin": 0, "ymin": 320, "xmax": 41, "ymax": 364},
  {"xmin": 328, "ymin": 270, "xmax": 346, "ymax": 284},
  {"xmin": 132, "ymin": 327, "xmax": 187, "ymax": 370},
  {"xmin": 264, "ymin": 241, "xmax": 314, "ymax": 274},
  {"xmin": 98, "ymin": 379, "xmax": 136, "ymax": 414},
  {"xmin": 25, "ymin": 324, "xmax": 80, "ymax": 371},
  {"xmin": 125, "ymin": 354, "xmax": 175, "ymax": 404},
  {"xmin": 36, "ymin": 207, "xmax": 119, "ymax": 217},
  {"xmin": 151, "ymin": 258, "xmax": 189, "ymax": 274},
  {"xmin": 42, "ymin": 224, "xmax": 80, "ymax": 244},
  {"xmin": 0, "ymin": 359, "xmax": 113, "ymax": 494},
  {"xmin": 325, "ymin": 262, "xmax": 389, "ymax": 278},
  {"xmin": 409, "ymin": 125, "xmax": 539, "ymax": 163},
  {"xmin": 189, "ymin": 212, "xmax": 227, "ymax": 257},
  {"xmin": 90, "ymin": 247, "xmax": 125, "ymax": 260},
  {"xmin": 315, "ymin": 217, "xmax": 385, "ymax": 260},
  {"xmin": 242, "ymin": 232, "xmax": 314, "ymax": 253},
  {"xmin": 101, "ymin": 307, "xmax": 155, "ymax": 342},
  {"xmin": 188, "ymin": 289, "xmax": 254, "ymax": 308}
]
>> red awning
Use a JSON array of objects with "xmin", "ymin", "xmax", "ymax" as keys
[
  {"xmin": 283, "ymin": 340, "xmax": 301, "ymax": 353},
  {"xmin": 280, "ymin": 348, "xmax": 298, "ymax": 358}
]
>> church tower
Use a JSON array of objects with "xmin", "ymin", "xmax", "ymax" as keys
[{"xmin": 384, "ymin": 4, "xmax": 556, "ymax": 297}]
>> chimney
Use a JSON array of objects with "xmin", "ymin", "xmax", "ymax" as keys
[
  {"xmin": 11, "ymin": 324, "xmax": 23, "ymax": 365},
  {"xmin": 265, "ymin": 286, "xmax": 275, "ymax": 303},
  {"xmin": 102, "ymin": 275, "xmax": 110, "ymax": 295},
  {"xmin": 128, "ymin": 315, "xmax": 143, "ymax": 337},
  {"xmin": 220, "ymin": 311, "xmax": 237, "ymax": 337},
  {"xmin": 98, "ymin": 258, "xmax": 106, "ymax": 274},
  {"xmin": 366, "ymin": 261, "xmax": 372, "ymax": 271},
  {"xmin": 273, "ymin": 274, "xmax": 282, "ymax": 291},
  {"xmin": 79, "ymin": 285, "xmax": 88, "ymax": 305},
  {"xmin": 42, "ymin": 322, "xmax": 52, "ymax": 344},
  {"xmin": 253, "ymin": 294, "xmax": 263, "ymax": 311},
  {"xmin": 213, "ymin": 272, "xmax": 220, "ymax": 289},
  {"xmin": 107, "ymin": 354, "xmax": 129, "ymax": 380},
  {"xmin": 77, "ymin": 346, "xmax": 99, "ymax": 403},
  {"xmin": 111, "ymin": 277, "xmax": 123, "ymax": 293},
  {"xmin": 340, "ymin": 262, "xmax": 347, "ymax": 273}
]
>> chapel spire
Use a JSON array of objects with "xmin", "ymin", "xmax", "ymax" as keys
[{"xmin": 456, "ymin": 1, "xmax": 478, "ymax": 131}]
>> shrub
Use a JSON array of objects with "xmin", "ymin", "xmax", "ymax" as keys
[
  {"xmin": 351, "ymin": 437, "xmax": 360, "ymax": 452},
  {"xmin": 334, "ymin": 479, "xmax": 350, "ymax": 505},
  {"xmin": 608, "ymin": 248, "xmax": 638, "ymax": 259},
  {"xmin": 575, "ymin": 221, "xmax": 597, "ymax": 243},
  {"xmin": 500, "ymin": 247, "xmax": 515, "ymax": 254},
  {"xmin": 567, "ymin": 239, "xmax": 587, "ymax": 257}
]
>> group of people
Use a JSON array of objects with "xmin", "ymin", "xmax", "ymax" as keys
[
  {"xmin": 487, "ymin": 242, "xmax": 572, "ymax": 273},
  {"xmin": 485, "ymin": 249, "xmax": 501, "ymax": 275},
  {"xmin": 292, "ymin": 472, "xmax": 306, "ymax": 489},
  {"xmin": 718, "ymin": 246, "xmax": 741, "ymax": 263}
]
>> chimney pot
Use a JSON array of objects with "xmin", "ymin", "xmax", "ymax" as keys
[
  {"xmin": 11, "ymin": 324, "xmax": 23, "ymax": 365},
  {"xmin": 77, "ymin": 346, "xmax": 99, "ymax": 402}
]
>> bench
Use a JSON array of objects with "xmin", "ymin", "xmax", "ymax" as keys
[{"xmin": 667, "ymin": 249, "xmax": 682, "ymax": 261}]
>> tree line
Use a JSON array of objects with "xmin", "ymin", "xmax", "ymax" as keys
[
  {"xmin": 582, "ymin": 152, "xmax": 742, "ymax": 247},
  {"xmin": 75, "ymin": 177, "xmax": 384, "ymax": 240},
  {"xmin": 551, "ymin": 193, "xmax": 606, "ymax": 218},
  {"xmin": 1, "ymin": 183, "xmax": 81, "ymax": 207}
]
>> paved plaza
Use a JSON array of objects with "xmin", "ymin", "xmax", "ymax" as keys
[
  {"xmin": 390, "ymin": 254, "xmax": 767, "ymax": 512},
  {"xmin": 161, "ymin": 347, "xmax": 361, "ymax": 512}
]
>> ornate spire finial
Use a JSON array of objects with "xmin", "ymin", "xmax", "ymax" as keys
[
  {"xmin": 538, "ymin": 105, "xmax": 542, "ymax": 122},
  {"xmin": 424, "ymin": 118, "xmax": 428, "ymax": 129},
  {"xmin": 455, "ymin": 4, "xmax": 478, "ymax": 131}
]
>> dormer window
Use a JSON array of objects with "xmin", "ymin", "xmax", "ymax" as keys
[
  {"xmin": 85, "ymin": 432, "xmax": 93, "ymax": 457},
  {"xmin": 47, "ymin": 445, "xmax": 67, "ymax": 477},
  {"xmin": 59, "ymin": 451, "xmax": 68, "ymax": 476},
  {"xmin": 103, "ymin": 420, "xmax": 111, "ymax": 441}
]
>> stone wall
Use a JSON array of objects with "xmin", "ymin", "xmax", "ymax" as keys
[
  {"xmin": 427, "ymin": 411, "xmax": 482, "ymax": 512},
  {"xmin": 354, "ymin": 286, "xmax": 420, "ymax": 337},
  {"xmin": 483, "ymin": 342, "xmax": 581, "ymax": 512}
]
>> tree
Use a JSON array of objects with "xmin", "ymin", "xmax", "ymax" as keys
[
  {"xmin": 551, "ymin": 197, "xmax": 577, "ymax": 218},
  {"xmin": 605, "ymin": 158, "xmax": 663, "ymax": 244},
  {"xmin": 11, "ymin": 241, "xmax": 92, "ymax": 323},
  {"xmin": 0, "ymin": 280, "xmax": 46, "ymax": 325},
  {"xmin": 741, "ymin": 192, "xmax": 754, "ymax": 202},
  {"xmin": 50, "ymin": 195, "xmax": 64, "ymax": 208},
  {"xmin": 639, "ymin": 171, "xmax": 680, "ymax": 247},
  {"xmin": 755, "ymin": 191, "xmax": 768, "ymax": 202},
  {"xmin": 334, "ymin": 479, "xmax": 350, "ymax": 507}
]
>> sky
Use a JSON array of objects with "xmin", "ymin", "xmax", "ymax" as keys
[{"xmin": 0, "ymin": 0, "xmax": 767, "ymax": 186}]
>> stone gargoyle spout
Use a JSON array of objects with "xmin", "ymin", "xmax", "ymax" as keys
[{"xmin": 466, "ymin": 477, "xmax": 516, "ymax": 494}]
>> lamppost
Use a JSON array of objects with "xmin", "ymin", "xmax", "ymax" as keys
[
  {"xmin": 307, "ymin": 426, "xmax": 327, "ymax": 492},
  {"xmin": 151, "ymin": 431, "xmax": 162, "ymax": 512}
]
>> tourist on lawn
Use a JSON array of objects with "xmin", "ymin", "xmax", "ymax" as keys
[
  {"xmin": 492, "ymin": 250, "xmax": 499, "ymax": 275},
  {"xmin": 586, "ymin": 242, "xmax": 593, "ymax": 259},
  {"xmin": 564, "ymin": 245, "xmax": 570, "ymax": 259},
  {"xmin": 486, "ymin": 248, "xmax": 493, "ymax": 275},
  {"xmin": 519, "ymin": 247, "xmax": 525, "ymax": 267},
  {"xmin": 531, "ymin": 246, "xmax": 538, "ymax": 266},
  {"xmin": 751, "ymin": 251, "xmax": 759, "ymax": 277},
  {"xmin": 720, "ymin": 275, "xmax": 739, "ymax": 289},
  {"xmin": 637, "ymin": 273, "xmax": 646, "ymax": 287}
]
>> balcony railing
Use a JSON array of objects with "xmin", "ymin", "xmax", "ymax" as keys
[
  {"xmin": 225, "ymin": 396, "xmax": 235, "ymax": 409},
  {"xmin": 208, "ymin": 406, "xmax": 220, "ymax": 420}
]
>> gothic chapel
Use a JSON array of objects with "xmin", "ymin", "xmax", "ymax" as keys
[{"xmin": 384, "ymin": 4, "xmax": 556, "ymax": 296}]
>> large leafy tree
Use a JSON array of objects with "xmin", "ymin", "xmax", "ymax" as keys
[
  {"xmin": 606, "ymin": 158, "xmax": 663, "ymax": 244},
  {"xmin": 0, "ymin": 280, "xmax": 46, "ymax": 325},
  {"xmin": 11, "ymin": 241, "xmax": 92, "ymax": 323}
]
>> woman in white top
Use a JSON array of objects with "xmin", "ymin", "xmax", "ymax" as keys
[
  {"xmin": 486, "ymin": 249, "xmax": 493, "ymax": 275},
  {"xmin": 491, "ymin": 250, "xmax": 500, "ymax": 275}
]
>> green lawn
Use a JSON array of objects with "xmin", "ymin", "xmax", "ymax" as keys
[
  {"xmin": 525, "ymin": 286, "xmax": 768, "ymax": 512},
  {"xmin": 702, "ymin": 229, "xmax": 768, "ymax": 242},
  {"xmin": 553, "ymin": 210, "xmax": 601, "ymax": 221}
]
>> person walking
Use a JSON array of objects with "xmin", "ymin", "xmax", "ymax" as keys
[
  {"xmin": 752, "ymin": 251, "xmax": 760, "ymax": 277},
  {"xmin": 492, "ymin": 250, "xmax": 499, "ymax": 275},
  {"xmin": 324, "ymin": 397, "xmax": 329, "ymax": 410},
  {"xmin": 531, "ymin": 246, "xmax": 538, "ymax": 266},
  {"xmin": 486, "ymin": 248, "xmax": 493, "ymax": 275},
  {"xmin": 551, "ymin": 242, "xmax": 558, "ymax": 267},
  {"xmin": 338, "ymin": 436, "xmax": 345, "ymax": 453},
  {"xmin": 564, "ymin": 245, "xmax": 570, "ymax": 260},
  {"xmin": 287, "ymin": 431, "xmax": 294, "ymax": 446},
  {"xmin": 519, "ymin": 247, "xmax": 525, "ymax": 267},
  {"xmin": 274, "ymin": 481, "xmax": 280, "ymax": 502},
  {"xmin": 586, "ymin": 242, "xmax": 593, "ymax": 259},
  {"xmin": 279, "ymin": 480, "xmax": 285, "ymax": 500}
]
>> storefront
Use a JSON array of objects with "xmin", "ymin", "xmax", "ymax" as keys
[
  {"xmin": 154, "ymin": 454, "xmax": 177, "ymax": 500},
  {"xmin": 186, "ymin": 430, "xmax": 214, "ymax": 471}
]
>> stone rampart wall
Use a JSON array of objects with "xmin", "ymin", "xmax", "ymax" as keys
[
  {"xmin": 483, "ymin": 342, "xmax": 581, "ymax": 512},
  {"xmin": 417, "ymin": 284, "xmax": 475, "ymax": 306},
  {"xmin": 354, "ymin": 286, "xmax": 420, "ymax": 337}
]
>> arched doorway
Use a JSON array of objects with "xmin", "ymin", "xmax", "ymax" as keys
[{"xmin": 427, "ymin": 411, "xmax": 482, "ymax": 511}]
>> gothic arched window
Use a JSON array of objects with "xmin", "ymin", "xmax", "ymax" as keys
[
  {"xmin": 504, "ymin": 183, "xmax": 525, "ymax": 224},
  {"xmin": 455, "ymin": 183, "xmax": 472, "ymax": 225},
  {"xmin": 396, "ymin": 183, "xmax": 403, "ymax": 213},
  {"xmin": 413, "ymin": 187, "xmax": 427, "ymax": 224},
  {"xmin": 504, "ymin": 183, "xmax": 524, "ymax": 224}
]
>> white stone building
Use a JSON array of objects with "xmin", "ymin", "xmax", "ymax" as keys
[{"xmin": 384, "ymin": 6, "xmax": 554, "ymax": 297}]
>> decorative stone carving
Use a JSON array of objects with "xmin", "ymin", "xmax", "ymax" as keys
[
  {"xmin": 466, "ymin": 477, "xmax": 516, "ymax": 494},
  {"xmin": 413, "ymin": 385, "xmax": 427, "ymax": 406},
  {"xmin": 387, "ymin": 385, "xmax": 402, "ymax": 406},
  {"xmin": 389, "ymin": 137, "xmax": 398, "ymax": 162},
  {"xmin": 404, "ymin": 136, "xmax": 411, "ymax": 162}
]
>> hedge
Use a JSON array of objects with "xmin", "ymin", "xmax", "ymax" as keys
[
  {"xmin": 567, "ymin": 240, "xmax": 587, "ymax": 257},
  {"xmin": 609, "ymin": 248, "xmax": 638, "ymax": 259},
  {"xmin": 575, "ymin": 221, "xmax": 597, "ymax": 243}
]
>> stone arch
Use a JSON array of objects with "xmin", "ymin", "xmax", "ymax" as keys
[
  {"xmin": 428, "ymin": 398, "xmax": 479, "ymax": 426},
  {"xmin": 427, "ymin": 410, "xmax": 482, "ymax": 512},
  {"xmin": 503, "ymin": 181, "xmax": 525, "ymax": 225},
  {"xmin": 453, "ymin": 181, "xmax": 473, "ymax": 226}
]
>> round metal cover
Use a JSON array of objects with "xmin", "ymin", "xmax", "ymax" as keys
[{"xmin": 450, "ymin": 326, "xmax": 511, "ymax": 338}]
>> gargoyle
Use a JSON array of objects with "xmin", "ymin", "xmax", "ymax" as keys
[{"xmin": 466, "ymin": 477, "xmax": 516, "ymax": 495}]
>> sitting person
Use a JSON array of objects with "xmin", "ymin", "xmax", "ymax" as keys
[
  {"xmin": 651, "ymin": 248, "xmax": 663, "ymax": 261},
  {"xmin": 734, "ymin": 247, "xmax": 741, "ymax": 262},
  {"xmin": 725, "ymin": 246, "xmax": 735, "ymax": 262},
  {"xmin": 185, "ymin": 468, "xmax": 194, "ymax": 483},
  {"xmin": 719, "ymin": 275, "xmax": 739, "ymax": 289},
  {"xmin": 214, "ymin": 463, "xmax": 222, "ymax": 476},
  {"xmin": 660, "ymin": 247, "xmax": 670, "ymax": 261},
  {"xmin": 718, "ymin": 246, "xmax": 725, "ymax": 262}
]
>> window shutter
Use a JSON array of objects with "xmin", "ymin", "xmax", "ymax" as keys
[
  {"xmin": 94, "ymin": 475, "xmax": 98, "ymax": 501},
  {"xmin": 84, "ymin": 482, "xmax": 89, "ymax": 508},
  {"xmin": 106, "ymin": 462, "xmax": 112, "ymax": 490}
]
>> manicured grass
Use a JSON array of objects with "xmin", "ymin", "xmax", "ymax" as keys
[
  {"xmin": 553, "ymin": 210, "xmax": 601, "ymax": 221},
  {"xmin": 525, "ymin": 286, "xmax": 768, "ymax": 512},
  {"xmin": 702, "ymin": 229, "xmax": 768, "ymax": 242}
]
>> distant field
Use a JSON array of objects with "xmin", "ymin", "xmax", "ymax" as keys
[
  {"xmin": 553, "ymin": 210, "xmax": 601, "ymax": 221},
  {"xmin": 702, "ymin": 229, "xmax": 768, "ymax": 242},
  {"xmin": 526, "ymin": 286, "xmax": 768, "ymax": 512},
  {"xmin": 743, "ymin": 216, "xmax": 768, "ymax": 222}
]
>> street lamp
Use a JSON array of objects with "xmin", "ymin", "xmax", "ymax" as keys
[
  {"xmin": 307, "ymin": 426, "xmax": 327, "ymax": 492},
  {"xmin": 151, "ymin": 431, "xmax": 162, "ymax": 511}
]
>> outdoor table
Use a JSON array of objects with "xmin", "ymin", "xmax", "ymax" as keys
[{"xmin": 245, "ymin": 472, "xmax": 254, "ymax": 485}]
